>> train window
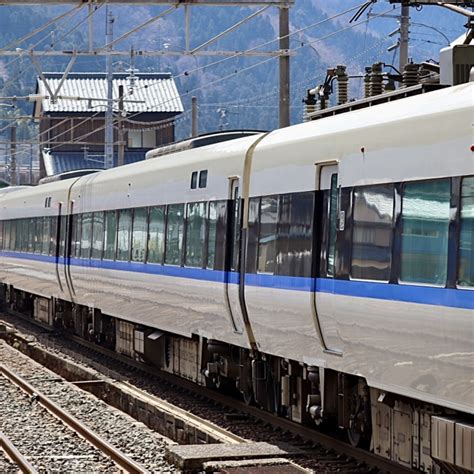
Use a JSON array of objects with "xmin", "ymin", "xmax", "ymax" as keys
[
  {"xmin": 4, "ymin": 221, "xmax": 10, "ymax": 251},
  {"xmin": 42, "ymin": 217, "xmax": 52, "ymax": 255},
  {"xmin": 199, "ymin": 170, "xmax": 208, "ymax": 189},
  {"xmin": 276, "ymin": 192, "xmax": 314, "ymax": 278},
  {"xmin": 80, "ymin": 213, "xmax": 93, "ymax": 259},
  {"xmin": 327, "ymin": 174, "xmax": 338, "ymax": 277},
  {"xmin": 26, "ymin": 218, "xmax": 34, "ymax": 253},
  {"xmin": 191, "ymin": 172, "xmax": 198, "ymax": 189},
  {"xmin": 165, "ymin": 204, "xmax": 185, "ymax": 266},
  {"xmin": 351, "ymin": 184, "xmax": 394, "ymax": 281},
  {"xmin": 131, "ymin": 208, "xmax": 147, "ymax": 263},
  {"xmin": 117, "ymin": 209, "xmax": 132, "ymax": 261},
  {"xmin": 400, "ymin": 179, "xmax": 450, "ymax": 286},
  {"xmin": 91, "ymin": 212, "xmax": 105, "ymax": 260},
  {"xmin": 0, "ymin": 221, "xmax": 3, "ymax": 250},
  {"xmin": 71, "ymin": 214, "xmax": 82, "ymax": 258},
  {"xmin": 246, "ymin": 197, "xmax": 260, "ymax": 273},
  {"xmin": 207, "ymin": 201, "xmax": 227, "ymax": 270},
  {"xmin": 185, "ymin": 202, "xmax": 207, "ymax": 268},
  {"xmin": 103, "ymin": 211, "xmax": 117, "ymax": 260},
  {"xmin": 10, "ymin": 220, "xmax": 16, "ymax": 251},
  {"xmin": 33, "ymin": 218, "xmax": 42, "ymax": 254},
  {"xmin": 18, "ymin": 220, "xmax": 25, "ymax": 252},
  {"xmin": 258, "ymin": 196, "xmax": 278, "ymax": 274},
  {"xmin": 231, "ymin": 189, "xmax": 241, "ymax": 272},
  {"xmin": 147, "ymin": 206, "xmax": 165, "ymax": 264},
  {"xmin": 458, "ymin": 177, "xmax": 474, "ymax": 287},
  {"xmin": 58, "ymin": 216, "xmax": 66, "ymax": 258}
]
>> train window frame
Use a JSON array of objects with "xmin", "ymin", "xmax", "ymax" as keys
[
  {"xmin": 80, "ymin": 212, "xmax": 93, "ymax": 260},
  {"xmin": 147, "ymin": 205, "xmax": 166, "ymax": 265},
  {"xmin": 185, "ymin": 201, "xmax": 207, "ymax": 268},
  {"xmin": 350, "ymin": 184, "xmax": 395, "ymax": 283},
  {"xmin": 257, "ymin": 194, "xmax": 279, "ymax": 275},
  {"xmin": 190, "ymin": 172, "xmax": 198, "ymax": 189},
  {"xmin": 103, "ymin": 210, "xmax": 118, "ymax": 261},
  {"xmin": 131, "ymin": 207, "xmax": 148, "ymax": 264},
  {"xmin": 91, "ymin": 212, "xmax": 105, "ymax": 260},
  {"xmin": 117, "ymin": 209, "xmax": 133, "ymax": 262},
  {"xmin": 326, "ymin": 173, "xmax": 338, "ymax": 278},
  {"xmin": 399, "ymin": 178, "xmax": 451, "ymax": 287},
  {"xmin": 457, "ymin": 175, "xmax": 474, "ymax": 288},
  {"xmin": 199, "ymin": 170, "xmax": 208, "ymax": 189},
  {"xmin": 164, "ymin": 203, "xmax": 185, "ymax": 266}
]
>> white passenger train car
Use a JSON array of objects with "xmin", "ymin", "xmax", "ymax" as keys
[{"xmin": 0, "ymin": 82, "xmax": 472, "ymax": 472}]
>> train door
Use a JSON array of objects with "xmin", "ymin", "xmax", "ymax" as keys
[
  {"xmin": 54, "ymin": 203, "xmax": 65, "ymax": 295},
  {"xmin": 223, "ymin": 178, "xmax": 244, "ymax": 334},
  {"xmin": 313, "ymin": 164, "xmax": 344, "ymax": 355}
]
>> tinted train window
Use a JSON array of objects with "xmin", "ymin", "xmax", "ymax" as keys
[
  {"xmin": 4, "ymin": 221, "xmax": 10, "ymax": 250},
  {"xmin": 185, "ymin": 202, "xmax": 206, "ymax": 268},
  {"xmin": 132, "ymin": 208, "xmax": 147, "ymax": 263},
  {"xmin": 207, "ymin": 201, "xmax": 227, "ymax": 270},
  {"xmin": 148, "ymin": 206, "xmax": 165, "ymax": 264},
  {"xmin": 10, "ymin": 220, "xmax": 16, "ymax": 251},
  {"xmin": 58, "ymin": 216, "xmax": 66, "ymax": 257},
  {"xmin": 327, "ymin": 174, "xmax": 338, "ymax": 277},
  {"xmin": 400, "ymin": 179, "xmax": 450, "ymax": 286},
  {"xmin": 27, "ymin": 218, "xmax": 35, "ymax": 253},
  {"xmin": 165, "ymin": 204, "xmax": 184, "ymax": 265},
  {"xmin": 277, "ymin": 192, "xmax": 314, "ymax": 278},
  {"xmin": 72, "ymin": 214, "xmax": 82, "ymax": 258},
  {"xmin": 42, "ymin": 217, "xmax": 52, "ymax": 255},
  {"xmin": 199, "ymin": 170, "xmax": 208, "ymax": 188},
  {"xmin": 91, "ymin": 212, "xmax": 104, "ymax": 259},
  {"xmin": 117, "ymin": 209, "xmax": 132, "ymax": 261},
  {"xmin": 458, "ymin": 177, "xmax": 474, "ymax": 287},
  {"xmin": 351, "ymin": 185, "xmax": 394, "ymax": 281},
  {"xmin": 80, "ymin": 213, "xmax": 93, "ymax": 259},
  {"xmin": 258, "ymin": 196, "xmax": 278, "ymax": 274},
  {"xmin": 103, "ymin": 211, "xmax": 117, "ymax": 260},
  {"xmin": 34, "ymin": 218, "xmax": 42, "ymax": 254},
  {"xmin": 246, "ymin": 198, "xmax": 260, "ymax": 274}
]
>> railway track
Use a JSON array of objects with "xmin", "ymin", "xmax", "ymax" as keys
[
  {"xmin": 0, "ymin": 432, "xmax": 37, "ymax": 474},
  {"xmin": 0, "ymin": 343, "xmax": 150, "ymax": 474},
  {"xmin": 1, "ymin": 311, "xmax": 415, "ymax": 473}
]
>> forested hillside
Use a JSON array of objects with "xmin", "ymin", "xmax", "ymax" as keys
[{"xmin": 0, "ymin": 1, "xmax": 464, "ymax": 139}]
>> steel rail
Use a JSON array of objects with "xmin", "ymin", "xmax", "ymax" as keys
[
  {"xmin": 1, "ymin": 313, "xmax": 414, "ymax": 473},
  {"xmin": 0, "ymin": 364, "xmax": 150, "ymax": 474},
  {"xmin": 66, "ymin": 334, "xmax": 415, "ymax": 474},
  {"xmin": 0, "ymin": 432, "xmax": 38, "ymax": 474}
]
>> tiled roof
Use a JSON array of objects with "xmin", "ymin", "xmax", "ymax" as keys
[{"xmin": 36, "ymin": 72, "xmax": 183, "ymax": 114}]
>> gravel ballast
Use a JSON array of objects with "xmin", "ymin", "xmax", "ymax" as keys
[{"xmin": 0, "ymin": 340, "xmax": 178, "ymax": 473}]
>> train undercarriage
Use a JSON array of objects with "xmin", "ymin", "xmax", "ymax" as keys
[{"xmin": 2, "ymin": 284, "xmax": 473, "ymax": 474}]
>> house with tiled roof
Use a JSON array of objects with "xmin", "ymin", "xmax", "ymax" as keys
[{"xmin": 33, "ymin": 72, "xmax": 183, "ymax": 178}]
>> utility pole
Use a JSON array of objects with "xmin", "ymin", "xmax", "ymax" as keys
[
  {"xmin": 191, "ymin": 96, "xmax": 198, "ymax": 138},
  {"xmin": 105, "ymin": 7, "xmax": 115, "ymax": 169},
  {"xmin": 10, "ymin": 125, "xmax": 17, "ymax": 185},
  {"xmin": 118, "ymin": 85, "xmax": 125, "ymax": 167},
  {"xmin": 279, "ymin": 5, "xmax": 290, "ymax": 129},
  {"xmin": 399, "ymin": 4, "xmax": 410, "ymax": 71}
]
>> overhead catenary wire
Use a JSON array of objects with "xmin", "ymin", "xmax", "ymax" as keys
[
  {"xmin": 36, "ymin": 4, "xmax": 398, "ymax": 158},
  {"xmin": 7, "ymin": 3, "xmax": 397, "ymax": 161}
]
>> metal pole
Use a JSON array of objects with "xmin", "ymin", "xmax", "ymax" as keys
[
  {"xmin": 105, "ymin": 7, "xmax": 115, "ymax": 169},
  {"xmin": 10, "ymin": 125, "xmax": 16, "ymax": 185},
  {"xmin": 118, "ymin": 85, "xmax": 125, "ymax": 167},
  {"xmin": 399, "ymin": 5, "xmax": 409, "ymax": 72},
  {"xmin": 191, "ymin": 96, "xmax": 198, "ymax": 138},
  {"xmin": 279, "ymin": 5, "xmax": 290, "ymax": 128},
  {"xmin": 88, "ymin": 4, "xmax": 94, "ymax": 52}
]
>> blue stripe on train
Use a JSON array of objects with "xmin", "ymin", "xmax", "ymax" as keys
[{"xmin": 0, "ymin": 251, "xmax": 472, "ymax": 310}]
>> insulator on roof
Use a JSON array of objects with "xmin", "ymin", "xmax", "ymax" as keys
[{"xmin": 335, "ymin": 65, "xmax": 349, "ymax": 105}]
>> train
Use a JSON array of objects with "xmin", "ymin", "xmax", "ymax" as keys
[{"xmin": 0, "ymin": 81, "xmax": 472, "ymax": 472}]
